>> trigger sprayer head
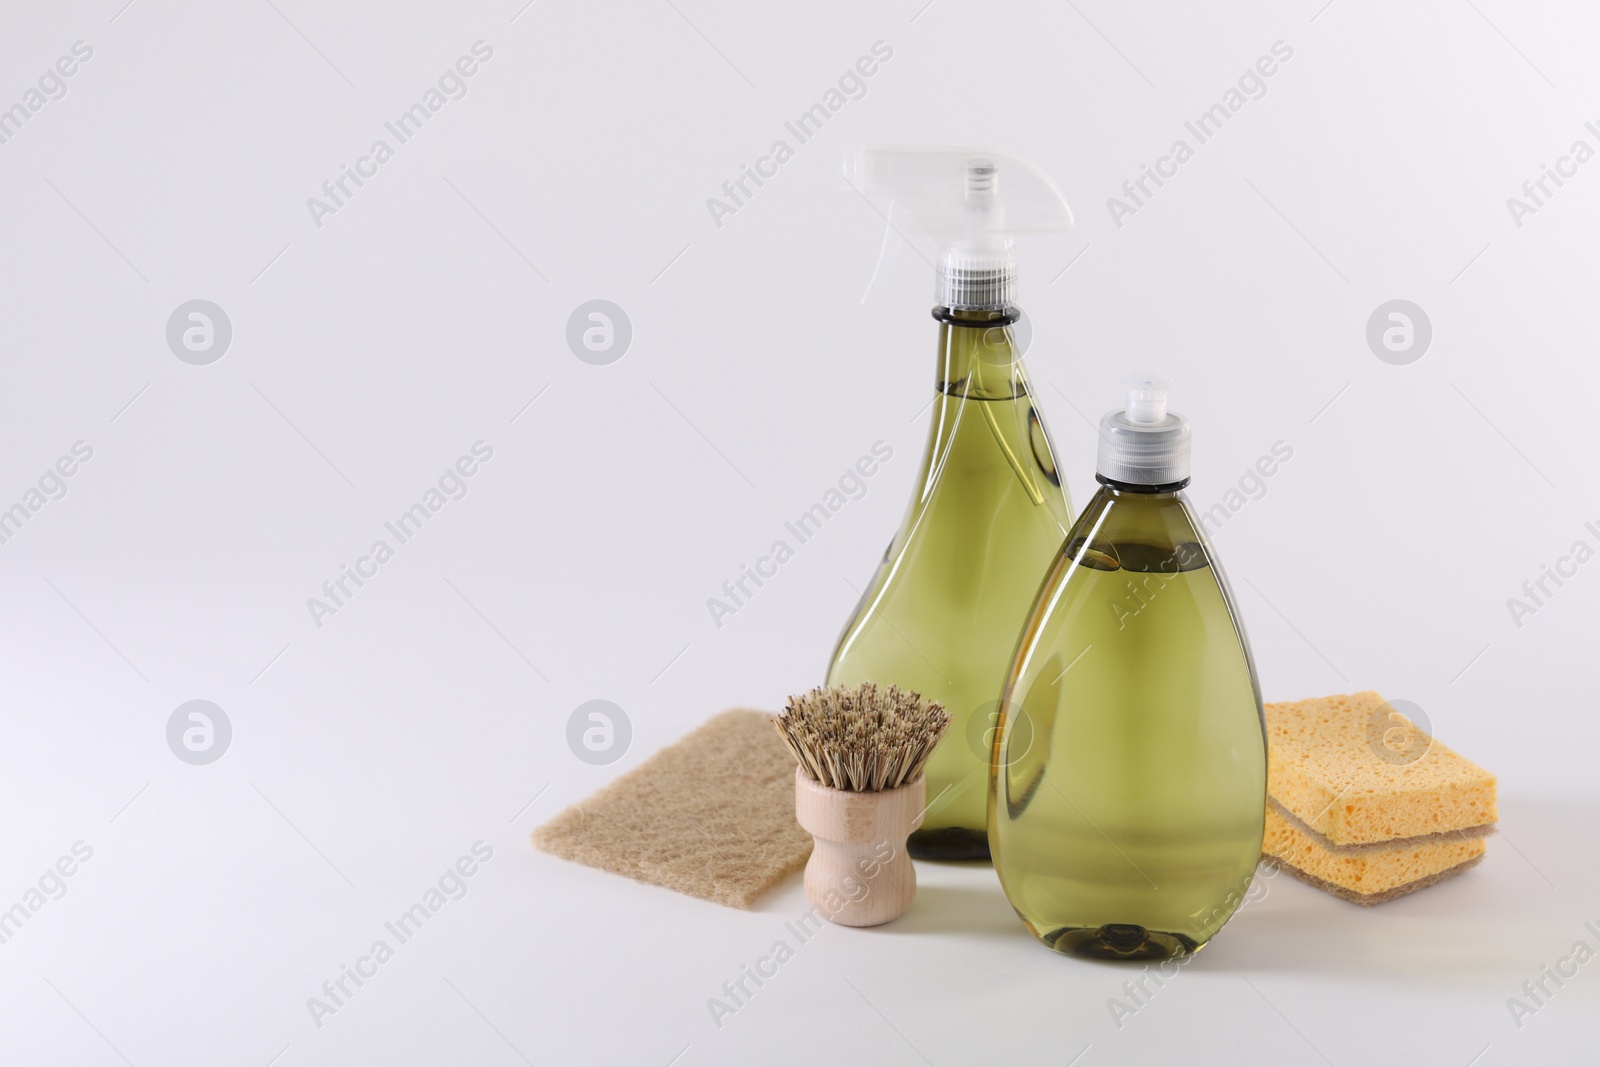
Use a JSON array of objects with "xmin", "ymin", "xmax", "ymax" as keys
[
  {"xmin": 1097, "ymin": 373, "xmax": 1191, "ymax": 488},
  {"xmin": 846, "ymin": 147, "xmax": 1073, "ymax": 311}
]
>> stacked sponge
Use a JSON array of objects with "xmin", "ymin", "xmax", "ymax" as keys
[{"xmin": 1262, "ymin": 691, "xmax": 1496, "ymax": 905}]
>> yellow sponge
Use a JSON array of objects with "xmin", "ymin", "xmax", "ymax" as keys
[
  {"xmin": 1265, "ymin": 691, "xmax": 1497, "ymax": 845},
  {"xmin": 1262, "ymin": 692, "xmax": 1496, "ymax": 904},
  {"xmin": 1263, "ymin": 805, "xmax": 1486, "ymax": 904}
]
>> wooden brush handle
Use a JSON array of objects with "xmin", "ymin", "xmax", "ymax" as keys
[{"xmin": 792, "ymin": 767, "xmax": 924, "ymax": 927}]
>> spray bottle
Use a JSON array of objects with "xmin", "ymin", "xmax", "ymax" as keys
[
  {"xmin": 990, "ymin": 375, "xmax": 1267, "ymax": 958},
  {"xmin": 826, "ymin": 147, "xmax": 1076, "ymax": 860}
]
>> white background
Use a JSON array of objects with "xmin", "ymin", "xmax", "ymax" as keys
[{"xmin": 1, "ymin": 1, "xmax": 1596, "ymax": 1064}]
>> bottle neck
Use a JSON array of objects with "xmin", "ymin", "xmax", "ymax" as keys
[{"xmin": 931, "ymin": 306, "xmax": 1027, "ymax": 400}]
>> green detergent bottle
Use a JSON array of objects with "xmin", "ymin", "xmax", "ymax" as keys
[
  {"xmin": 827, "ymin": 148, "xmax": 1076, "ymax": 861},
  {"xmin": 991, "ymin": 375, "xmax": 1267, "ymax": 958}
]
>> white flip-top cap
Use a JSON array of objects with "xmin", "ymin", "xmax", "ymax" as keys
[
  {"xmin": 844, "ymin": 147, "xmax": 1073, "ymax": 311},
  {"xmin": 1096, "ymin": 374, "xmax": 1191, "ymax": 487}
]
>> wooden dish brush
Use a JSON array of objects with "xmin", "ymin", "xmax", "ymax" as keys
[{"xmin": 774, "ymin": 683, "xmax": 950, "ymax": 927}]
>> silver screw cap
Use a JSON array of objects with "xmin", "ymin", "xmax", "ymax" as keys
[{"xmin": 1096, "ymin": 373, "xmax": 1191, "ymax": 487}]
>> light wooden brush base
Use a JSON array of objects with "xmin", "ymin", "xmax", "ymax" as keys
[{"xmin": 792, "ymin": 767, "xmax": 924, "ymax": 927}]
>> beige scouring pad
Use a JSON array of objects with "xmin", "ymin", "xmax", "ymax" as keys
[
  {"xmin": 532, "ymin": 709, "xmax": 812, "ymax": 909},
  {"xmin": 1263, "ymin": 691, "xmax": 1497, "ymax": 904}
]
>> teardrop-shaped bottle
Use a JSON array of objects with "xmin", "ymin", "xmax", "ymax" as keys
[
  {"xmin": 990, "ymin": 375, "xmax": 1266, "ymax": 958},
  {"xmin": 827, "ymin": 308, "xmax": 1072, "ymax": 860}
]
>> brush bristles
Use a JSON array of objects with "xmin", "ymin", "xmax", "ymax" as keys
[{"xmin": 774, "ymin": 683, "xmax": 951, "ymax": 792}]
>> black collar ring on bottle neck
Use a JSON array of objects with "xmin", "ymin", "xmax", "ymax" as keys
[
  {"xmin": 1096, "ymin": 473, "xmax": 1191, "ymax": 493},
  {"xmin": 931, "ymin": 306, "xmax": 1021, "ymax": 327}
]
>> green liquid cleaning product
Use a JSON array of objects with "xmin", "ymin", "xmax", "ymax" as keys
[
  {"xmin": 827, "ymin": 148, "xmax": 1076, "ymax": 861},
  {"xmin": 990, "ymin": 375, "xmax": 1267, "ymax": 958}
]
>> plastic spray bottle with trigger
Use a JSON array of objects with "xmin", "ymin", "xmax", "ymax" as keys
[
  {"xmin": 826, "ymin": 148, "xmax": 1076, "ymax": 861},
  {"xmin": 990, "ymin": 375, "xmax": 1268, "ymax": 959}
]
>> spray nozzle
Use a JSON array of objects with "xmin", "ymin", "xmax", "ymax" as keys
[
  {"xmin": 1122, "ymin": 373, "xmax": 1174, "ymax": 425},
  {"xmin": 965, "ymin": 159, "xmax": 997, "ymax": 198},
  {"xmin": 844, "ymin": 146, "xmax": 1074, "ymax": 311}
]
